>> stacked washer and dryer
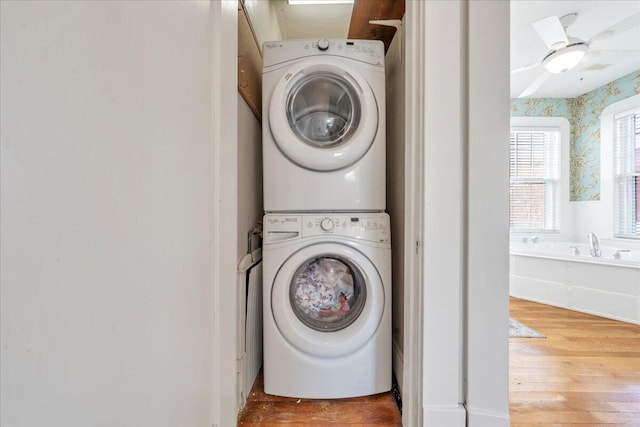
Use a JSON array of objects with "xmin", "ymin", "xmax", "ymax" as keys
[{"xmin": 261, "ymin": 39, "xmax": 391, "ymax": 399}]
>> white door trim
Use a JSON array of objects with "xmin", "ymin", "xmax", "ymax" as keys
[
  {"xmin": 418, "ymin": 1, "xmax": 467, "ymax": 425},
  {"xmin": 401, "ymin": 1, "xmax": 425, "ymax": 425},
  {"xmin": 211, "ymin": 1, "xmax": 239, "ymax": 426}
]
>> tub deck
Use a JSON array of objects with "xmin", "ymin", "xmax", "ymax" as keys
[{"xmin": 510, "ymin": 242, "xmax": 640, "ymax": 325}]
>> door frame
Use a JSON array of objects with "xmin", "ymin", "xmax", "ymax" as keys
[
  {"xmin": 210, "ymin": 0, "xmax": 427, "ymax": 424},
  {"xmin": 400, "ymin": 1, "xmax": 425, "ymax": 425},
  {"xmin": 211, "ymin": 1, "xmax": 510, "ymax": 426},
  {"xmin": 211, "ymin": 1, "xmax": 239, "ymax": 426}
]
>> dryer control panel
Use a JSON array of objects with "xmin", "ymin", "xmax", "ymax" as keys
[
  {"xmin": 262, "ymin": 39, "xmax": 384, "ymax": 69},
  {"xmin": 264, "ymin": 213, "xmax": 390, "ymax": 245}
]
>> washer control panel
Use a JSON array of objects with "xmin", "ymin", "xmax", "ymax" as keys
[{"xmin": 264, "ymin": 213, "xmax": 390, "ymax": 244}]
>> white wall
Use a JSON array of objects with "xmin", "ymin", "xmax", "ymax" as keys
[
  {"xmin": 466, "ymin": 1, "xmax": 510, "ymax": 425},
  {"xmin": 1, "ymin": 2, "xmax": 217, "ymax": 425},
  {"xmin": 237, "ymin": 95, "xmax": 263, "ymax": 262},
  {"xmin": 385, "ymin": 26, "xmax": 406, "ymax": 395},
  {"xmin": 421, "ymin": 1, "xmax": 466, "ymax": 424},
  {"xmin": 243, "ymin": 0, "xmax": 283, "ymax": 45}
]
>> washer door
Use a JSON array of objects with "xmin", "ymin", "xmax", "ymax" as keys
[
  {"xmin": 269, "ymin": 57, "xmax": 379, "ymax": 172},
  {"xmin": 271, "ymin": 242, "xmax": 384, "ymax": 358}
]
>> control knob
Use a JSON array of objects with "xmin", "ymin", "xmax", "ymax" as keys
[
  {"xmin": 317, "ymin": 39, "xmax": 330, "ymax": 51},
  {"xmin": 320, "ymin": 218, "xmax": 334, "ymax": 231}
]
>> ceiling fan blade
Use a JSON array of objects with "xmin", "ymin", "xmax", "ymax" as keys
[
  {"xmin": 589, "ymin": 12, "xmax": 640, "ymax": 44},
  {"xmin": 511, "ymin": 61, "xmax": 541, "ymax": 75},
  {"xmin": 518, "ymin": 71, "xmax": 550, "ymax": 98},
  {"xmin": 589, "ymin": 49, "xmax": 640, "ymax": 54},
  {"xmin": 532, "ymin": 15, "xmax": 569, "ymax": 50},
  {"xmin": 583, "ymin": 49, "xmax": 640, "ymax": 62}
]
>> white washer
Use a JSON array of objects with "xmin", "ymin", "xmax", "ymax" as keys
[
  {"xmin": 262, "ymin": 213, "xmax": 391, "ymax": 398},
  {"xmin": 262, "ymin": 39, "xmax": 386, "ymax": 212}
]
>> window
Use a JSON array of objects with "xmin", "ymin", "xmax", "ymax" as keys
[
  {"xmin": 510, "ymin": 128, "xmax": 560, "ymax": 231},
  {"xmin": 613, "ymin": 109, "xmax": 640, "ymax": 238}
]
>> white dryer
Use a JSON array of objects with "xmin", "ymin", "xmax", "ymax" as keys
[
  {"xmin": 262, "ymin": 39, "xmax": 386, "ymax": 212},
  {"xmin": 262, "ymin": 213, "xmax": 391, "ymax": 398}
]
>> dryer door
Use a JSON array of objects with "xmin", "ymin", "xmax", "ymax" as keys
[
  {"xmin": 271, "ymin": 242, "xmax": 384, "ymax": 358},
  {"xmin": 269, "ymin": 57, "xmax": 379, "ymax": 172}
]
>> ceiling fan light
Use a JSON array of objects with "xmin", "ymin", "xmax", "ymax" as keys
[{"xmin": 542, "ymin": 44, "xmax": 588, "ymax": 73}]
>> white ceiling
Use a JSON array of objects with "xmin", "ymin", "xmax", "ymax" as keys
[
  {"xmin": 511, "ymin": 1, "xmax": 640, "ymax": 98},
  {"xmin": 268, "ymin": 1, "xmax": 640, "ymax": 99},
  {"xmin": 272, "ymin": 0, "xmax": 353, "ymax": 40}
]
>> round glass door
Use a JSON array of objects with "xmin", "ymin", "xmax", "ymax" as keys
[
  {"xmin": 290, "ymin": 256, "xmax": 366, "ymax": 332},
  {"xmin": 268, "ymin": 58, "xmax": 379, "ymax": 172},
  {"xmin": 270, "ymin": 242, "xmax": 384, "ymax": 358},
  {"xmin": 286, "ymin": 73, "xmax": 361, "ymax": 148}
]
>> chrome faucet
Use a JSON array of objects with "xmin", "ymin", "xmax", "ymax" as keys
[
  {"xmin": 587, "ymin": 232, "xmax": 601, "ymax": 257},
  {"xmin": 613, "ymin": 249, "xmax": 630, "ymax": 260}
]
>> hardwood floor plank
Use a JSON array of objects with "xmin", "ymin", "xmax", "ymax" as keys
[
  {"xmin": 607, "ymin": 402, "xmax": 640, "ymax": 412},
  {"xmin": 510, "ymin": 298, "xmax": 640, "ymax": 426},
  {"xmin": 511, "ymin": 373, "xmax": 640, "ymax": 382},
  {"xmin": 511, "ymin": 382, "xmax": 640, "ymax": 393},
  {"xmin": 239, "ymin": 400, "xmax": 400, "ymax": 424},
  {"xmin": 238, "ymin": 371, "xmax": 402, "ymax": 426},
  {"xmin": 511, "ymin": 424, "xmax": 627, "ymax": 427},
  {"xmin": 510, "ymin": 391, "xmax": 640, "ymax": 403},
  {"xmin": 247, "ymin": 388, "xmax": 397, "ymax": 405},
  {"xmin": 239, "ymin": 424, "xmax": 401, "ymax": 427},
  {"xmin": 511, "ymin": 410, "xmax": 640, "ymax": 424}
]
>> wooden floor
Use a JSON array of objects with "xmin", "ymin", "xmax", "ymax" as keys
[
  {"xmin": 237, "ymin": 371, "xmax": 402, "ymax": 426},
  {"xmin": 510, "ymin": 297, "xmax": 640, "ymax": 426},
  {"xmin": 239, "ymin": 298, "xmax": 640, "ymax": 426}
]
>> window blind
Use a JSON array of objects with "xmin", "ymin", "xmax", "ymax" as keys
[
  {"xmin": 613, "ymin": 110, "xmax": 640, "ymax": 238},
  {"xmin": 509, "ymin": 129, "xmax": 560, "ymax": 231}
]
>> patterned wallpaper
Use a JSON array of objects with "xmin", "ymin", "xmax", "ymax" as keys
[{"xmin": 511, "ymin": 70, "xmax": 640, "ymax": 201}]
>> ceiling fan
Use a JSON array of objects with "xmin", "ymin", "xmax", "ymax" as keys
[{"xmin": 512, "ymin": 12, "xmax": 640, "ymax": 98}]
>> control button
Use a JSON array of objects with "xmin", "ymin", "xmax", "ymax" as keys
[
  {"xmin": 317, "ymin": 39, "xmax": 330, "ymax": 51},
  {"xmin": 307, "ymin": 221, "xmax": 313, "ymax": 228},
  {"xmin": 320, "ymin": 218, "xmax": 334, "ymax": 231}
]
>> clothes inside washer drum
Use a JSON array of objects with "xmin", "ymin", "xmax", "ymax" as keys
[{"xmin": 291, "ymin": 257, "xmax": 365, "ymax": 331}]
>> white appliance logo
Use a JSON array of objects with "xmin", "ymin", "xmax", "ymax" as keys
[{"xmin": 267, "ymin": 217, "xmax": 298, "ymax": 224}]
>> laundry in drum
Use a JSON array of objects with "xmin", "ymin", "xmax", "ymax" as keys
[{"xmin": 293, "ymin": 257, "xmax": 355, "ymax": 321}]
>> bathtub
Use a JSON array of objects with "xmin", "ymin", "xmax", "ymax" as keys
[{"xmin": 510, "ymin": 240, "xmax": 640, "ymax": 325}]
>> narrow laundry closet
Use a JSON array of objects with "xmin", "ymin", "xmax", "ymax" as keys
[{"xmin": 235, "ymin": 0, "xmax": 406, "ymax": 424}]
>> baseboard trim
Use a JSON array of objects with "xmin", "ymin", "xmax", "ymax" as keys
[
  {"xmin": 466, "ymin": 407, "xmax": 510, "ymax": 427},
  {"xmin": 423, "ymin": 405, "xmax": 466, "ymax": 427}
]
